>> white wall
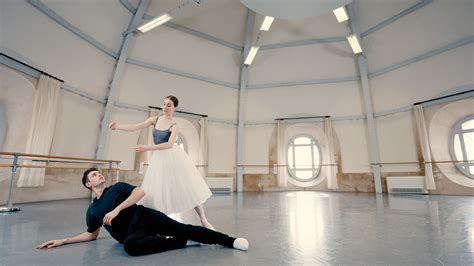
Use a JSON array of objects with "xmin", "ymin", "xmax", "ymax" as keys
[
  {"xmin": 2, "ymin": 0, "xmax": 117, "ymax": 96},
  {"xmin": 244, "ymin": 81, "xmax": 371, "ymax": 173},
  {"xmin": 129, "ymin": 27, "xmax": 241, "ymax": 85},
  {"xmin": 2, "ymin": 0, "xmax": 242, "ymax": 174},
  {"xmin": 0, "ymin": 0, "xmax": 6, "ymax": 146},
  {"xmin": 249, "ymin": 42, "xmax": 356, "ymax": 85},
  {"xmin": 0, "ymin": 66, "xmax": 36, "ymax": 153},
  {"xmin": 106, "ymin": 107, "xmax": 144, "ymax": 170},
  {"xmin": 208, "ymin": 123, "xmax": 236, "ymax": 174},
  {"xmin": 0, "ymin": 0, "xmax": 4, "ymax": 49},
  {"xmin": 366, "ymin": 0, "xmax": 474, "ymax": 173},
  {"xmin": 109, "ymin": 64, "xmax": 239, "ymax": 172},
  {"xmin": 364, "ymin": 0, "xmax": 473, "ymax": 72},
  {"xmin": 1, "ymin": 0, "xmax": 472, "ymax": 185},
  {"xmin": 239, "ymin": 0, "xmax": 473, "ymax": 178},
  {"xmin": 42, "ymin": 0, "xmax": 131, "ymax": 53},
  {"xmin": 1, "ymin": 0, "xmax": 122, "ymax": 160}
]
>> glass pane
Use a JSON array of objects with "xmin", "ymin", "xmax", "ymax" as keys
[
  {"xmin": 454, "ymin": 134, "xmax": 463, "ymax": 161},
  {"xmin": 288, "ymin": 147, "xmax": 294, "ymax": 168},
  {"xmin": 295, "ymin": 170, "xmax": 314, "ymax": 180},
  {"xmin": 462, "ymin": 119, "xmax": 474, "ymax": 130},
  {"xmin": 463, "ymin": 132, "xmax": 474, "ymax": 161},
  {"xmin": 312, "ymin": 146, "xmax": 320, "ymax": 168},
  {"xmin": 294, "ymin": 137, "xmax": 311, "ymax": 145},
  {"xmin": 295, "ymin": 146, "xmax": 312, "ymax": 169}
]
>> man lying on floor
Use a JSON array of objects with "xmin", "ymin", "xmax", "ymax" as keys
[{"xmin": 36, "ymin": 168, "xmax": 248, "ymax": 256}]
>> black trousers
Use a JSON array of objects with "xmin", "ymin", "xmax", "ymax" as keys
[{"xmin": 123, "ymin": 206, "xmax": 235, "ymax": 256}]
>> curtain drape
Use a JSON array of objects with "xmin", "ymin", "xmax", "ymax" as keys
[
  {"xmin": 17, "ymin": 75, "xmax": 62, "ymax": 187},
  {"xmin": 414, "ymin": 105, "xmax": 436, "ymax": 190}
]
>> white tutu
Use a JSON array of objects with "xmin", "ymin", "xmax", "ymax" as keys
[{"xmin": 138, "ymin": 146, "xmax": 212, "ymax": 215}]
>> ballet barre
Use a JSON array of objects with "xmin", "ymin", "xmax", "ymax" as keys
[
  {"xmin": 236, "ymin": 164, "xmax": 338, "ymax": 167},
  {"xmin": 0, "ymin": 152, "xmax": 121, "ymax": 213},
  {"xmin": 371, "ymin": 160, "xmax": 472, "ymax": 166}
]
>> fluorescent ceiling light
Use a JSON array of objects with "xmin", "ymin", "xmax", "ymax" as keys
[
  {"xmin": 346, "ymin": 34, "xmax": 363, "ymax": 54},
  {"xmin": 244, "ymin": 46, "xmax": 260, "ymax": 65},
  {"xmin": 333, "ymin": 6, "xmax": 349, "ymax": 23},
  {"xmin": 260, "ymin": 16, "xmax": 274, "ymax": 31},
  {"xmin": 137, "ymin": 14, "xmax": 173, "ymax": 32}
]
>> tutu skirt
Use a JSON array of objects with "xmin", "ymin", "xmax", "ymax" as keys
[{"xmin": 139, "ymin": 146, "xmax": 212, "ymax": 215}]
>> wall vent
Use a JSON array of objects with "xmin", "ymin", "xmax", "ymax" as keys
[
  {"xmin": 387, "ymin": 176, "xmax": 428, "ymax": 194},
  {"xmin": 206, "ymin": 177, "xmax": 233, "ymax": 194}
]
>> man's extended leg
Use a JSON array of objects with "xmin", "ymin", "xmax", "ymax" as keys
[
  {"xmin": 123, "ymin": 228, "xmax": 187, "ymax": 256},
  {"xmin": 141, "ymin": 207, "xmax": 236, "ymax": 248}
]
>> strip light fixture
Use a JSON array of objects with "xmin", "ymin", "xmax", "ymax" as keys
[
  {"xmin": 333, "ymin": 6, "xmax": 349, "ymax": 23},
  {"xmin": 244, "ymin": 46, "xmax": 260, "ymax": 65},
  {"xmin": 346, "ymin": 34, "xmax": 363, "ymax": 54},
  {"xmin": 137, "ymin": 14, "xmax": 173, "ymax": 32},
  {"xmin": 260, "ymin": 16, "xmax": 275, "ymax": 31}
]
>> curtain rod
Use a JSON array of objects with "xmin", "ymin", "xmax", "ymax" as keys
[
  {"xmin": 0, "ymin": 53, "xmax": 64, "ymax": 83},
  {"xmin": 275, "ymin": 115, "xmax": 330, "ymax": 121},
  {"xmin": 413, "ymin": 89, "xmax": 473, "ymax": 106},
  {"xmin": 148, "ymin": 106, "xmax": 208, "ymax": 117}
]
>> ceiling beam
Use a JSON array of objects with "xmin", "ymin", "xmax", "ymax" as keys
[
  {"xmin": 248, "ymin": 76, "xmax": 360, "ymax": 89},
  {"xmin": 119, "ymin": 0, "xmax": 243, "ymax": 51},
  {"xmin": 247, "ymin": 36, "xmax": 473, "ymax": 89},
  {"xmin": 95, "ymin": 0, "xmax": 150, "ymax": 159},
  {"xmin": 236, "ymin": 9, "xmax": 255, "ymax": 192},
  {"xmin": 369, "ymin": 35, "xmax": 474, "ymax": 78},
  {"xmin": 126, "ymin": 58, "xmax": 239, "ymax": 89},
  {"xmin": 361, "ymin": 0, "xmax": 433, "ymax": 37},
  {"xmin": 28, "ymin": 0, "xmax": 119, "ymax": 59},
  {"xmin": 260, "ymin": 36, "xmax": 346, "ymax": 50},
  {"xmin": 259, "ymin": 0, "xmax": 433, "ymax": 51},
  {"xmin": 28, "ymin": 0, "xmax": 240, "ymax": 90},
  {"xmin": 348, "ymin": 1, "xmax": 383, "ymax": 193},
  {"xmin": 0, "ymin": 53, "xmax": 106, "ymax": 103}
]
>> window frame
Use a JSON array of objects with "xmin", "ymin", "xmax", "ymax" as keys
[
  {"xmin": 286, "ymin": 134, "xmax": 323, "ymax": 182},
  {"xmin": 449, "ymin": 115, "xmax": 474, "ymax": 179}
]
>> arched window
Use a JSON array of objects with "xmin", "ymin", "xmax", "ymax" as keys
[
  {"xmin": 175, "ymin": 134, "xmax": 188, "ymax": 153},
  {"xmin": 286, "ymin": 135, "xmax": 322, "ymax": 182},
  {"xmin": 450, "ymin": 115, "xmax": 474, "ymax": 179}
]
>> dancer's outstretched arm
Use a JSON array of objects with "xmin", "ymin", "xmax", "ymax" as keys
[
  {"xmin": 36, "ymin": 229, "xmax": 100, "ymax": 249},
  {"xmin": 109, "ymin": 116, "xmax": 156, "ymax": 132}
]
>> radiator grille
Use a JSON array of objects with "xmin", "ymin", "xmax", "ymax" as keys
[
  {"xmin": 390, "ymin": 188, "xmax": 424, "ymax": 194},
  {"xmin": 210, "ymin": 187, "xmax": 232, "ymax": 194}
]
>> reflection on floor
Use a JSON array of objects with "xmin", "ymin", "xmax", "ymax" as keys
[{"xmin": 1, "ymin": 192, "xmax": 473, "ymax": 265}]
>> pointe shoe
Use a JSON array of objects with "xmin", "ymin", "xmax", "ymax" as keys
[
  {"xmin": 233, "ymin": 238, "xmax": 249, "ymax": 251},
  {"xmin": 201, "ymin": 220, "xmax": 215, "ymax": 231}
]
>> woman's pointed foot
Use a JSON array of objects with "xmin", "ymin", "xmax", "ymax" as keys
[{"xmin": 201, "ymin": 219, "xmax": 215, "ymax": 231}]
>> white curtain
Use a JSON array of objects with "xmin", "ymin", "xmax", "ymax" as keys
[
  {"xmin": 276, "ymin": 120, "xmax": 287, "ymax": 186},
  {"xmin": 414, "ymin": 105, "xmax": 436, "ymax": 190},
  {"xmin": 324, "ymin": 118, "xmax": 338, "ymax": 189},
  {"xmin": 17, "ymin": 75, "xmax": 62, "ymax": 187},
  {"xmin": 198, "ymin": 117, "xmax": 209, "ymax": 177}
]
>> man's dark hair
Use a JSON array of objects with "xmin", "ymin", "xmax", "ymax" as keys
[{"xmin": 82, "ymin": 168, "xmax": 98, "ymax": 190}]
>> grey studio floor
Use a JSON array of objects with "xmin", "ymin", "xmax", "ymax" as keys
[{"xmin": 1, "ymin": 191, "xmax": 473, "ymax": 265}]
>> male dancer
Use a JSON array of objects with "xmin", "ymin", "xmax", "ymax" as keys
[{"xmin": 37, "ymin": 168, "xmax": 248, "ymax": 256}]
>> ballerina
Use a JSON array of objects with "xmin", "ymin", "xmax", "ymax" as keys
[{"xmin": 109, "ymin": 95, "xmax": 214, "ymax": 230}]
